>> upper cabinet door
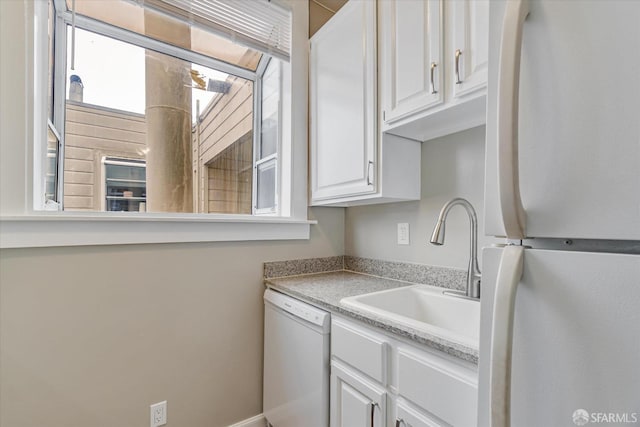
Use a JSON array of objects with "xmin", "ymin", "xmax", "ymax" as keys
[
  {"xmin": 451, "ymin": 0, "xmax": 489, "ymax": 99},
  {"xmin": 380, "ymin": 0, "xmax": 443, "ymax": 125},
  {"xmin": 310, "ymin": 0, "xmax": 377, "ymax": 202}
]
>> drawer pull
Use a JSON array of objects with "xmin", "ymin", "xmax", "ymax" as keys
[
  {"xmin": 367, "ymin": 160, "xmax": 374, "ymax": 185},
  {"xmin": 455, "ymin": 49, "xmax": 463, "ymax": 84},
  {"xmin": 430, "ymin": 62, "xmax": 438, "ymax": 94}
]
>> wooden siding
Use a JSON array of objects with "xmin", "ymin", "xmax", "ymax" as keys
[
  {"xmin": 198, "ymin": 75, "xmax": 253, "ymax": 164},
  {"xmin": 206, "ymin": 132, "xmax": 253, "ymax": 214},
  {"xmin": 63, "ymin": 102, "xmax": 146, "ymax": 211},
  {"xmin": 196, "ymin": 74, "xmax": 255, "ymax": 214}
]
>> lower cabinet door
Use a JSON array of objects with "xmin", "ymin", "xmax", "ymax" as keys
[{"xmin": 331, "ymin": 362, "xmax": 386, "ymax": 427}]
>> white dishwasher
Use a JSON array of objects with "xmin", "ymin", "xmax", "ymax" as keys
[{"xmin": 263, "ymin": 289, "xmax": 330, "ymax": 427}]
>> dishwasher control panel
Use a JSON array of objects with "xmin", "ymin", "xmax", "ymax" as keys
[{"xmin": 264, "ymin": 288, "xmax": 330, "ymax": 330}]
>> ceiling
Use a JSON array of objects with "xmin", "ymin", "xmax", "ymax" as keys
[{"xmin": 309, "ymin": 0, "xmax": 348, "ymax": 37}]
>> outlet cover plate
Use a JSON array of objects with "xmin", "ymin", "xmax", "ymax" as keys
[
  {"xmin": 150, "ymin": 401, "xmax": 167, "ymax": 427},
  {"xmin": 397, "ymin": 223, "xmax": 410, "ymax": 245}
]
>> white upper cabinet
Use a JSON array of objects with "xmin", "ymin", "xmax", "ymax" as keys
[
  {"xmin": 310, "ymin": 0, "xmax": 421, "ymax": 207},
  {"xmin": 380, "ymin": 0, "xmax": 489, "ymax": 142},
  {"xmin": 451, "ymin": 0, "xmax": 489, "ymax": 99},
  {"xmin": 310, "ymin": 0, "xmax": 377, "ymax": 203},
  {"xmin": 380, "ymin": 0, "xmax": 443, "ymax": 124}
]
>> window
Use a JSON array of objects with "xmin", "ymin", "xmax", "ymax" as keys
[
  {"xmin": 45, "ymin": 122, "xmax": 61, "ymax": 205},
  {"xmin": 45, "ymin": 0, "xmax": 290, "ymax": 216},
  {"xmin": 103, "ymin": 158, "xmax": 147, "ymax": 212},
  {"xmin": 0, "ymin": 0, "xmax": 310, "ymax": 248},
  {"xmin": 256, "ymin": 58, "xmax": 281, "ymax": 213}
]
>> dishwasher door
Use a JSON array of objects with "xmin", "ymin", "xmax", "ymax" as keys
[{"xmin": 263, "ymin": 289, "xmax": 330, "ymax": 427}]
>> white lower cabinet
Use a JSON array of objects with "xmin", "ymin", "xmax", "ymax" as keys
[
  {"xmin": 397, "ymin": 347, "xmax": 477, "ymax": 427},
  {"xmin": 331, "ymin": 362, "xmax": 387, "ymax": 427},
  {"xmin": 330, "ymin": 316, "xmax": 478, "ymax": 427}
]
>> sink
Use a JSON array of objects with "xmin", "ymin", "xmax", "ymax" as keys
[{"xmin": 340, "ymin": 285, "xmax": 479, "ymax": 348}]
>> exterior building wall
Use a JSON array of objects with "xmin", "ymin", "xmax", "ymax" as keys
[
  {"xmin": 195, "ymin": 54, "xmax": 258, "ymax": 213},
  {"xmin": 206, "ymin": 131, "xmax": 253, "ymax": 214},
  {"xmin": 63, "ymin": 101, "xmax": 146, "ymax": 211}
]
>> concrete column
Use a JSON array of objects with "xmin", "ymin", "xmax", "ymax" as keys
[{"xmin": 144, "ymin": 12, "xmax": 193, "ymax": 212}]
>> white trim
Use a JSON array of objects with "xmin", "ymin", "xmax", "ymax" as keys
[
  {"xmin": 282, "ymin": 0, "xmax": 307, "ymax": 219},
  {"xmin": 33, "ymin": 0, "xmax": 49, "ymax": 210},
  {"xmin": 0, "ymin": 215, "xmax": 314, "ymax": 248},
  {"xmin": 227, "ymin": 414, "xmax": 267, "ymax": 427}
]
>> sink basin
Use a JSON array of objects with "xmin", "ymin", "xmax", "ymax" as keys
[{"xmin": 340, "ymin": 285, "xmax": 479, "ymax": 348}]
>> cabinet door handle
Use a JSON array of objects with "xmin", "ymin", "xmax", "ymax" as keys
[
  {"xmin": 430, "ymin": 62, "xmax": 438, "ymax": 94},
  {"xmin": 367, "ymin": 160, "xmax": 374, "ymax": 185},
  {"xmin": 370, "ymin": 402, "xmax": 378, "ymax": 427},
  {"xmin": 455, "ymin": 49, "xmax": 463, "ymax": 84},
  {"xmin": 395, "ymin": 419, "xmax": 406, "ymax": 427}
]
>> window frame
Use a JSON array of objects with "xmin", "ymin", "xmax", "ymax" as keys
[
  {"xmin": 0, "ymin": 0, "xmax": 313, "ymax": 248},
  {"xmin": 253, "ymin": 57, "xmax": 281, "ymax": 216}
]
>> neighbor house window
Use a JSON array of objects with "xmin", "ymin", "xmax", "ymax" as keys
[
  {"xmin": 44, "ymin": 0, "xmax": 291, "ymax": 216},
  {"xmin": 103, "ymin": 158, "xmax": 147, "ymax": 212}
]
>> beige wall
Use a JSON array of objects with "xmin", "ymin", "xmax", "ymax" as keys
[
  {"xmin": 0, "ymin": 207, "xmax": 345, "ymax": 427},
  {"xmin": 345, "ymin": 126, "xmax": 497, "ymax": 270}
]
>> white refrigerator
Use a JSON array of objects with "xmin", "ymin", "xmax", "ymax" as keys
[{"xmin": 478, "ymin": 1, "xmax": 640, "ymax": 426}]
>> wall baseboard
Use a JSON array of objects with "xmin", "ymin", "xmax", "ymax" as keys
[{"xmin": 228, "ymin": 414, "xmax": 267, "ymax": 427}]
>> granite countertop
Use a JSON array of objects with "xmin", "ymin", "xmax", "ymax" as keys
[{"xmin": 265, "ymin": 262, "xmax": 479, "ymax": 365}]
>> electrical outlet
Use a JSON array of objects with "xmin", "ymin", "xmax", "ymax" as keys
[
  {"xmin": 150, "ymin": 401, "xmax": 167, "ymax": 427},
  {"xmin": 397, "ymin": 223, "xmax": 410, "ymax": 245}
]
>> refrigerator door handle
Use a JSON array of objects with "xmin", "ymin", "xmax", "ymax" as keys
[
  {"xmin": 489, "ymin": 245, "xmax": 525, "ymax": 427},
  {"xmin": 497, "ymin": 0, "xmax": 530, "ymax": 239}
]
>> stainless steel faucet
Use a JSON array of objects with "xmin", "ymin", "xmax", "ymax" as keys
[{"xmin": 430, "ymin": 198, "xmax": 481, "ymax": 299}]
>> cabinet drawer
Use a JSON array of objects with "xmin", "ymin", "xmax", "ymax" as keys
[
  {"xmin": 398, "ymin": 348, "xmax": 477, "ymax": 427},
  {"xmin": 396, "ymin": 399, "xmax": 443, "ymax": 427},
  {"xmin": 331, "ymin": 319, "xmax": 388, "ymax": 384}
]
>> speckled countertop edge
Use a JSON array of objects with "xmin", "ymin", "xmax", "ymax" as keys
[{"xmin": 265, "ymin": 270, "xmax": 479, "ymax": 365}]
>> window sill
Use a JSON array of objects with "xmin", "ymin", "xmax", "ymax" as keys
[{"xmin": 0, "ymin": 213, "xmax": 315, "ymax": 248}]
